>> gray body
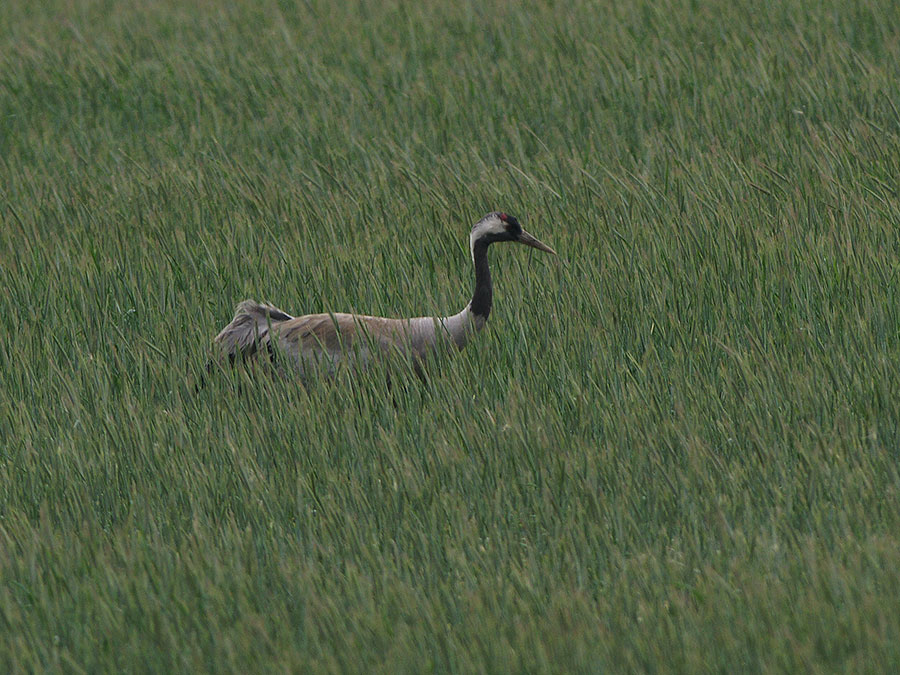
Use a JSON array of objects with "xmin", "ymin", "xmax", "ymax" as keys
[
  {"xmin": 212, "ymin": 212, "xmax": 554, "ymax": 380},
  {"xmin": 214, "ymin": 302, "xmax": 484, "ymax": 379}
]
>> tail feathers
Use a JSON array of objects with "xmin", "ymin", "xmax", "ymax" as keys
[{"xmin": 214, "ymin": 300, "xmax": 294, "ymax": 363}]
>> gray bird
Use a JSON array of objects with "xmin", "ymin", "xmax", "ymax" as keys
[{"xmin": 212, "ymin": 212, "xmax": 556, "ymax": 380}]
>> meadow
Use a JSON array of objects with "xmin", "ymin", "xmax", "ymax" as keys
[{"xmin": 2, "ymin": 0, "xmax": 900, "ymax": 670}]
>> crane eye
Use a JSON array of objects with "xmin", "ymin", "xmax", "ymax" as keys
[{"xmin": 498, "ymin": 212, "xmax": 508, "ymax": 222}]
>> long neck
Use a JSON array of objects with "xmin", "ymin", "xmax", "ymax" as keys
[
  {"xmin": 470, "ymin": 239, "xmax": 492, "ymax": 321},
  {"xmin": 430, "ymin": 237, "xmax": 492, "ymax": 350}
]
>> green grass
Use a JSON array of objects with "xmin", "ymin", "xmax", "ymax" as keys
[{"xmin": 2, "ymin": 0, "xmax": 900, "ymax": 670}]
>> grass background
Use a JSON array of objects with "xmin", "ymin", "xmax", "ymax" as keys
[{"xmin": 2, "ymin": 0, "xmax": 900, "ymax": 670}]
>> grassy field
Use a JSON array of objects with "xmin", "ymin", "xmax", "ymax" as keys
[{"xmin": 2, "ymin": 0, "xmax": 900, "ymax": 670}]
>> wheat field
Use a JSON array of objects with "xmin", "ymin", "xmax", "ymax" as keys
[{"xmin": 2, "ymin": 0, "xmax": 900, "ymax": 671}]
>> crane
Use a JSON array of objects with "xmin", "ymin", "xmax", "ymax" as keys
[{"xmin": 211, "ymin": 211, "xmax": 556, "ymax": 380}]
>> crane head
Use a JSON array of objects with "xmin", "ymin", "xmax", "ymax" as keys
[{"xmin": 470, "ymin": 212, "xmax": 557, "ymax": 256}]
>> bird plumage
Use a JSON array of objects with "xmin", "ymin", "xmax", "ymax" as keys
[{"xmin": 211, "ymin": 212, "xmax": 555, "ymax": 381}]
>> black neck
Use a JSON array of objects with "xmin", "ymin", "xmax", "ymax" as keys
[{"xmin": 470, "ymin": 240, "xmax": 492, "ymax": 320}]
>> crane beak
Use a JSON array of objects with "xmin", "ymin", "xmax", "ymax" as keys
[{"xmin": 517, "ymin": 230, "xmax": 557, "ymax": 255}]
